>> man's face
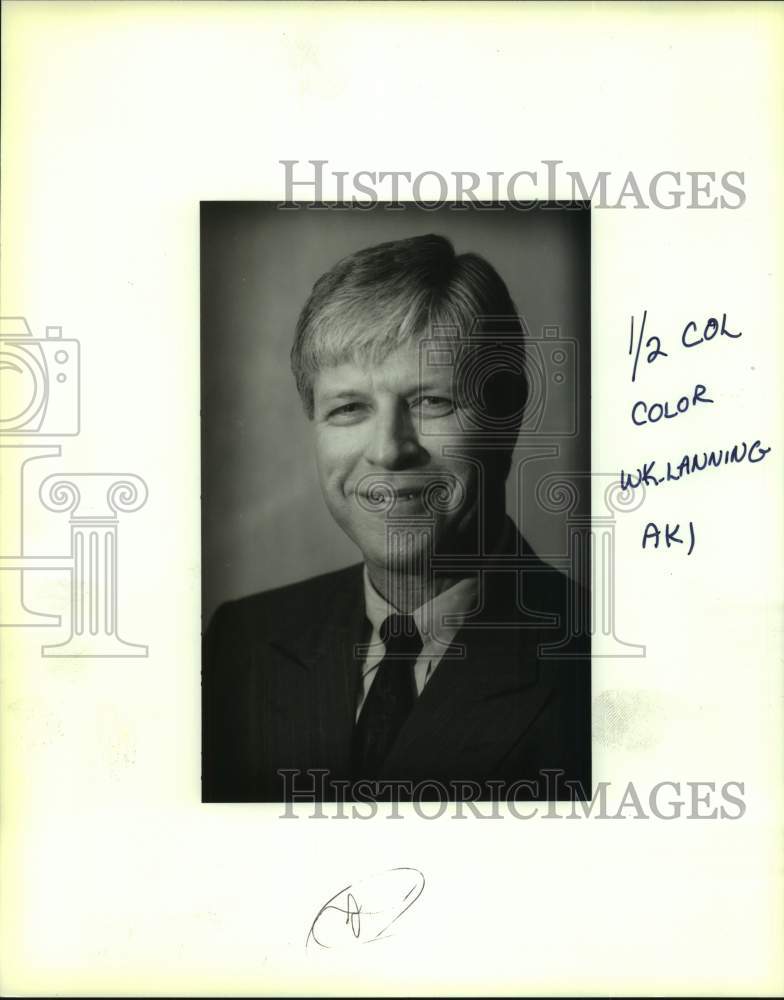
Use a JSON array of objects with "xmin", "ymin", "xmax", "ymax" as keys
[{"xmin": 312, "ymin": 339, "xmax": 503, "ymax": 572}]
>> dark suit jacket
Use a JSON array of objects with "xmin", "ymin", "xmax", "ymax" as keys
[{"xmin": 202, "ymin": 531, "xmax": 590, "ymax": 802}]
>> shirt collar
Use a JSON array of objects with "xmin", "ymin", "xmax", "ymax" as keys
[{"xmin": 362, "ymin": 566, "xmax": 479, "ymax": 643}]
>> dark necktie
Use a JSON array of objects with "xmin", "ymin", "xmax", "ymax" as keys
[{"xmin": 352, "ymin": 614, "xmax": 423, "ymax": 780}]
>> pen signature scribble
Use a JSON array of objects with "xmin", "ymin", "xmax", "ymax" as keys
[{"xmin": 306, "ymin": 867, "xmax": 425, "ymax": 949}]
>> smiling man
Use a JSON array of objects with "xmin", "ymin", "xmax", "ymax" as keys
[{"xmin": 202, "ymin": 233, "xmax": 590, "ymax": 803}]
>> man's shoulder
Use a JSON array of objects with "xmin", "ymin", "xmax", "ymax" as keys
[{"xmin": 208, "ymin": 562, "xmax": 364, "ymax": 635}]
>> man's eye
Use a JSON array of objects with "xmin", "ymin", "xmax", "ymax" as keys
[
  {"xmin": 326, "ymin": 402, "xmax": 366, "ymax": 422},
  {"xmin": 413, "ymin": 396, "xmax": 454, "ymax": 416}
]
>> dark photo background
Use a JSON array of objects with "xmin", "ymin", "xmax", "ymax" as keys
[{"xmin": 201, "ymin": 203, "xmax": 590, "ymax": 624}]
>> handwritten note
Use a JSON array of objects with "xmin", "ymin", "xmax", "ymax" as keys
[{"xmin": 620, "ymin": 310, "xmax": 772, "ymax": 555}]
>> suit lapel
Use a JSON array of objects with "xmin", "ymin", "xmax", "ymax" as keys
[
  {"xmin": 265, "ymin": 565, "xmax": 367, "ymax": 775},
  {"xmin": 381, "ymin": 564, "xmax": 557, "ymax": 781}
]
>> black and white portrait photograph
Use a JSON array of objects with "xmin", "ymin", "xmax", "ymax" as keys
[{"xmin": 201, "ymin": 203, "xmax": 591, "ymax": 802}]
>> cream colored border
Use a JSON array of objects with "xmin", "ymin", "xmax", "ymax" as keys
[{"xmin": 1, "ymin": 1, "xmax": 783, "ymax": 995}]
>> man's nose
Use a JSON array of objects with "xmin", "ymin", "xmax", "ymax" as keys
[{"xmin": 365, "ymin": 404, "xmax": 425, "ymax": 469}]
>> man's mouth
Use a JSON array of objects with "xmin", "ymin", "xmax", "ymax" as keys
[
  {"xmin": 355, "ymin": 486, "xmax": 424, "ymax": 500},
  {"xmin": 352, "ymin": 476, "xmax": 461, "ymax": 513},
  {"xmin": 353, "ymin": 483, "xmax": 429, "ymax": 508}
]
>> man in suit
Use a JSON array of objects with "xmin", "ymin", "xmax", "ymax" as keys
[{"xmin": 203, "ymin": 233, "xmax": 590, "ymax": 803}]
